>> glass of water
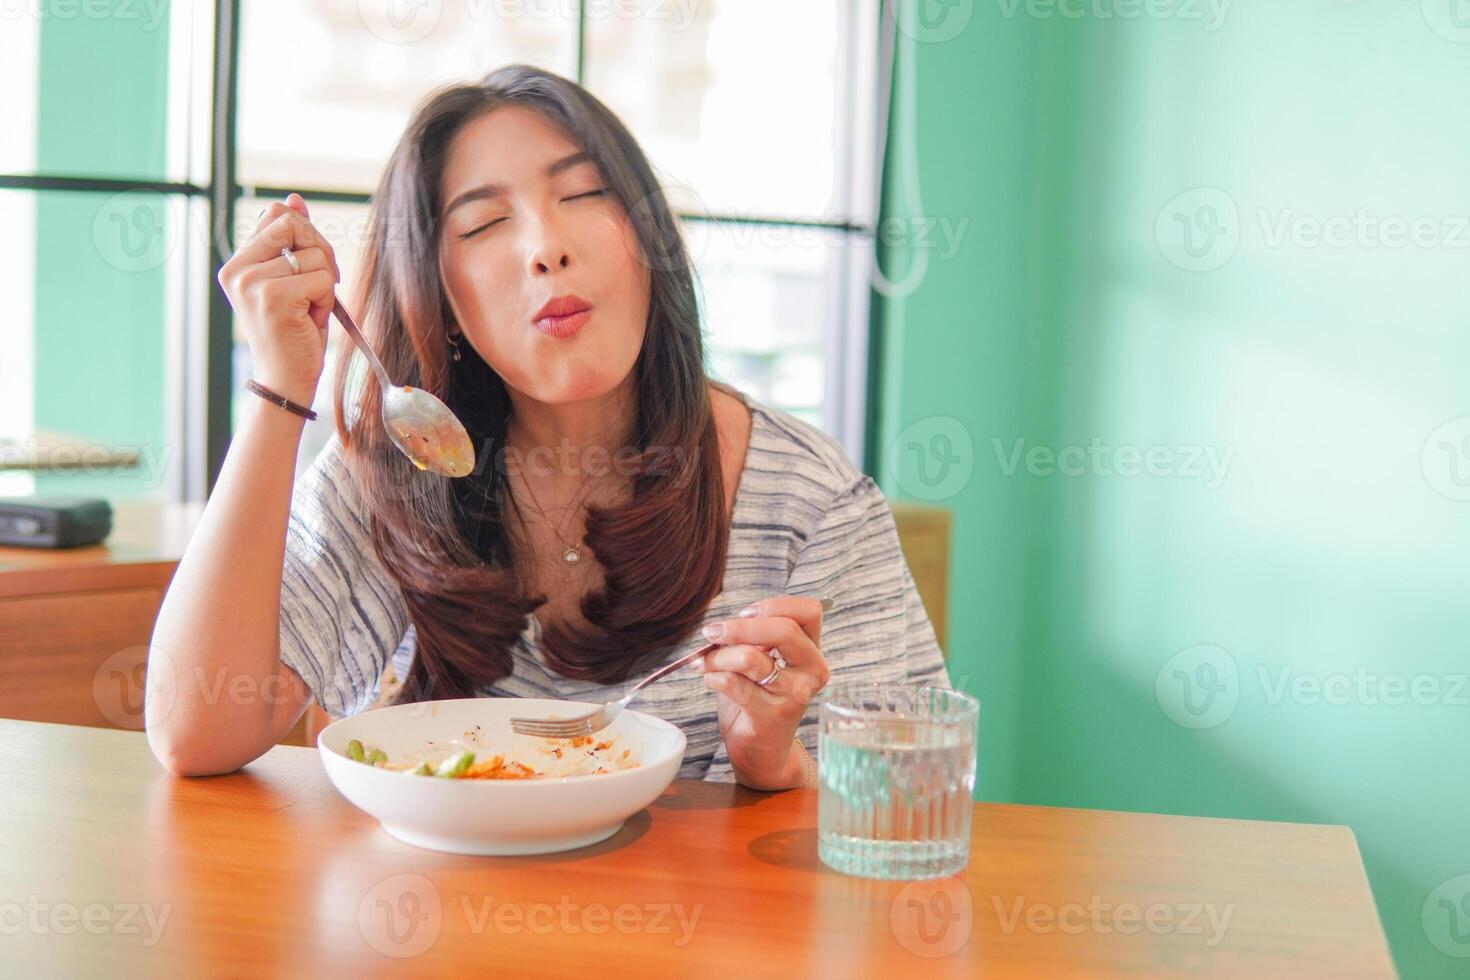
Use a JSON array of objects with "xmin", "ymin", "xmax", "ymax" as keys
[{"xmin": 817, "ymin": 684, "xmax": 979, "ymax": 879}]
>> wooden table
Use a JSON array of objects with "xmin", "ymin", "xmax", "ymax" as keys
[{"xmin": 0, "ymin": 720, "xmax": 1393, "ymax": 978}]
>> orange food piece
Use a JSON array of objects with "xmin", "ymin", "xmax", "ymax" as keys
[{"xmin": 460, "ymin": 754, "xmax": 540, "ymax": 780}]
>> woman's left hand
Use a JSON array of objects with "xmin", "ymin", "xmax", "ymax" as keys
[{"xmin": 694, "ymin": 594, "xmax": 831, "ymax": 790}]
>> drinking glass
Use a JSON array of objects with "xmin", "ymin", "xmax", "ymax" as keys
[{"xmin": 817, "ymin": 684, "xmax": 979, "ymax": 879}]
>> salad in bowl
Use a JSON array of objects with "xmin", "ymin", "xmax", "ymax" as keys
[{"xmin": 318, "ymin": 697, "xmax": 686, "ymax": 855}]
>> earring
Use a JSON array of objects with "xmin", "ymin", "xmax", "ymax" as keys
[{"xmin": 448, "ymin": 331, "xmax": 463, "ymax": 362}]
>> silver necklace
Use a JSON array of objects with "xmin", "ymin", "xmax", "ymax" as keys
[
  {"xmin": 513, "ymin": 470, "xmax": 591, "ymax": 565},
  {"xmin": 504, "ymin": 418, "xmax": 629, "ymax": 566}
]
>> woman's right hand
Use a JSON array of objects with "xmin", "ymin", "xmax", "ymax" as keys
[{"xmin": 217, "ymin": 192, "xmax": 342, "ymax": 407}]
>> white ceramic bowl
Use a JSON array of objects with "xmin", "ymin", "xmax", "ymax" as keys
[{"xmin": 318, "ymin": 698, "xmax": 686, "ymax": 855}]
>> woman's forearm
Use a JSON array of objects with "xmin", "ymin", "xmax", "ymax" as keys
[{"xmin": 146, "ymin": 396, "xmax": 316, "ymax": 775}]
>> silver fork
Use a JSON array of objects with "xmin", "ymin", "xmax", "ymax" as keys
[{"xmin": 509, "ymin": 596, "xmax": 835, "ymax": 739}]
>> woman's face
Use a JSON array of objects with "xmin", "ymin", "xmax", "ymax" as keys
[{"xmin": 437, "ymin": 105, "xmax": 650, "ymax": 404}]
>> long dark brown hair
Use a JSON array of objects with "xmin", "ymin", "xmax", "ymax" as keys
[{"xmin": 330, "ymin": 64, "xmax": 728, "ymax": 702}]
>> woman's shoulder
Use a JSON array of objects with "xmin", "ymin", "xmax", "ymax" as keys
[
  {"xmin": 722, "ymin": 387, "xmax": 881, "ymax": 563},
  {"xmin": 737, "ymin": 390, "xmax": 868, "ymax": 498}
]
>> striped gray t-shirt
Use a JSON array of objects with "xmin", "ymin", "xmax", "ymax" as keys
[{"xmin": 277, "ymin": 392, "xmax": 950, "ymax": 782}]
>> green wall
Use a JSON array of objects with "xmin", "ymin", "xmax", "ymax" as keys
[
  {"xmin": 33, "ymin": 2, "xmax": 172, "ymax": 500},
  {"xmin": 872, "ymin": 3, "xmax": 1469, "ymax": 977}
]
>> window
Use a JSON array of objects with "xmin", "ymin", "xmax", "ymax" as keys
[
  {"xmin": 0, "ymin": 3, "xmax": 211, "ymax": 500},
  {"xmin": 2, "ymin": 1, "xmax": 881, "ymax": 501},
  {"xmin": 583, "ymin": 1, "xmax": 879, "ymax": 434}
]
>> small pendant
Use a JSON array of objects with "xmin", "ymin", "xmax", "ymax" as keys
[{"xmin": 562, "ymin": 547, "xmax": 581, "ymax": 564}]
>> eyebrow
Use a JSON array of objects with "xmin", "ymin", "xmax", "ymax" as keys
[{"xmin": 441, "ymin": 152, "xmax": 595, "ymax": 218}]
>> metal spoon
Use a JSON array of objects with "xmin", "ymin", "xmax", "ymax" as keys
[{"xmin": 331, "ymin": 296, "xmax": 475, "ymax": 478}]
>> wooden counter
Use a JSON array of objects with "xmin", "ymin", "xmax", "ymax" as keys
[{"xmin": 0, "ymin": 500, "xmax": 313, "ymax": 745}]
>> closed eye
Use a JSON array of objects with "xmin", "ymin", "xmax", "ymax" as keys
[
  {"xmin": 457, "ymin": 217, "xmax": 506, "ymax": 240},
  {"xmin": 457, "ymin": 190, "xmax": 609, "ymax": 240}
]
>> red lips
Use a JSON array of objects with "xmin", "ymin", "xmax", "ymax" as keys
[{"xmin": 532, "ymin": 295, "xmax": 591, "ymax": 322}]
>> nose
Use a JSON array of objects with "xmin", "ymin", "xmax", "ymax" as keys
[
  {"xmin": 527, "ymin": 214, "xmax": 573, "ymax": 276},
  {"xmin": 533, "ymin": 252, "xmax": 570, "ymax": 274}
]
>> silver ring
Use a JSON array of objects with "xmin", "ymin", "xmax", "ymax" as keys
[
  {"xmin": 279, "ymin": 247, "xmax": 300, "ymax": 274},
  {"xmin": 757, "ymin": 649, "xmax": 788, "ymax": 688}
]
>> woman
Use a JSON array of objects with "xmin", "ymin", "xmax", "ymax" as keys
[{"xmin": 146, "ymin": 65, "xmax": 948, "ymax": 787}]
